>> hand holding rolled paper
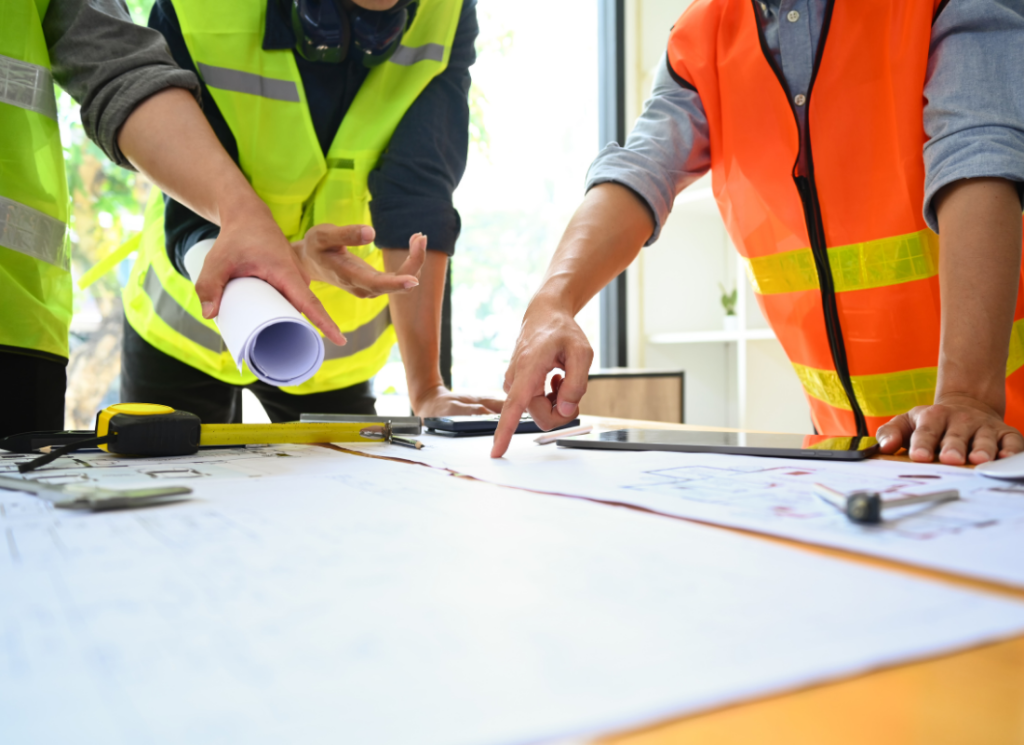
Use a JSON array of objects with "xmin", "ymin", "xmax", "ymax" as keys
[{"xmin": 185, "ymin": 239, "xmax": 326, "ymax": 387}]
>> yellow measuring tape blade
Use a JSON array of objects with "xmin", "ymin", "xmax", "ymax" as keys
[
  {"xmin": 198, "ymin": 421, "xmax": 388, "ymax": 446},
  {"xmin": 78, "ymin": 233, "xmax": 142, "ymax": 290}
]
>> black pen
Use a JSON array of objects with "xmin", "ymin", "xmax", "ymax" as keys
[{"xmin": 391, "ymin": 434, "xmax": 424, "ymax": 450}]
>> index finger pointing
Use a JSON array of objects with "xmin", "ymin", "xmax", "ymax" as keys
[{"xmin": 491, "ymin": 389, "xmax": 529, "ymax": 458}]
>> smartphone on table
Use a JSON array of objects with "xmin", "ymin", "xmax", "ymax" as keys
[{"xmin": 423, "ymin": 415, "xmax": 582, "ymax": 438}]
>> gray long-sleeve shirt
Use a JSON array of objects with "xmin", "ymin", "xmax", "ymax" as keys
[
  {"xmin": 587, "ymin": 0, "xmax": 1024, "ymax": 244},
  {"xmin": 41, "ymin": 0, "xmax": 200, "ymax": 168}
]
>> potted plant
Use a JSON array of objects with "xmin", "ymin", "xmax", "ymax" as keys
[{"xmin": 719, "ymin": 283, "xmax": 738, "ymax": 331}]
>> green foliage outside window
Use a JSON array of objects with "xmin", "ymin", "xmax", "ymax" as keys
[{"xmin": 61, "ymin": 0, "xmax": 157, "ymax": 427}]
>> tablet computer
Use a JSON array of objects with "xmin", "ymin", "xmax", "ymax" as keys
[{"xmin": 556, "ymin": 429, "xmax": 879, "ymax": 461}]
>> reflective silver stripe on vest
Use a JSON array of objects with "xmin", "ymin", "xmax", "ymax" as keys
[
  {"xmin": 390, "ymin": 43, "xmax": 445, "ymax": 66},
  {"xmin": 198, "ymin": 63, "xmax": 300, "ymax": 103},
  {"xmin": 322, "ymin": 306, "xmax": 392, "ymax": 360},
  {"xmin": 142, "ymin": 266, "xmax": 390, "ymax": 362},
  {"xmin": 142, "ymin": 266, "xmax": 226, "ymax": 354},
  {"xmin": 0, "ymin": 54, "xmax": 57, "ymax": 120},
  {"xmin": 0, "ymin": 196, "xmax": 68, "ymax": 270}
]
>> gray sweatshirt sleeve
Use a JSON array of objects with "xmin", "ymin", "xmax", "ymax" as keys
[
  {"xmin": 41, "ymin": 0, "xmax": 201, "ymax": 169},
  {"xmin": 923, "ymin": 0, "xmax": 1024, "ymax": 231},
  {"xmin": 584, "ymin": 54, "xmax": 711, "ymax": 245}
]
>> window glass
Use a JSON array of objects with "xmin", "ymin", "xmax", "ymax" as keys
[{"xmin": 451, "ymin": 0, "xmax": 602, "ymax": 395}]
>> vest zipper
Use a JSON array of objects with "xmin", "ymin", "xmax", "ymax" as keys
[{"xmin": 749, "ymin": 0, "xmax": 868, "ymax": 437}]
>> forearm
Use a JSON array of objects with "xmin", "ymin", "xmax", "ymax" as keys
[
  {"xmin": 935, "ymin": 177, "xmax": 1023, "ymax": 411},
  {"xmin": 382, "ymin": 249, "xmax": 448, "ymax": 408},
  {"xmin": 531, "ymin": 183, "xmax": 654, "ymax": 315},
  {"xmin": 117, "ymin": 87, "xmax": 270, "ymax": 227}
]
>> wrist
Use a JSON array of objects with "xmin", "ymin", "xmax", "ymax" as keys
[
  {"xmin": 216, "ymin": 185, "xmax": 274, "ymax": 229},
  {"xmin": 527, "ymin": 288, "xmax": 576, "ymax": 320},
  {"xmin": 935, "ymin": 361, "xmax": 1006, "ymax": 415},
  {"xmin": 408, "ymin": 380, "xmax": 446, "ymax": 414}
]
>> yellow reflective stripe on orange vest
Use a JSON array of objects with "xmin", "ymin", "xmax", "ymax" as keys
[
  {"xmin": 744, "ymin": 229, "xmax": 939, "ymax": 295},
  {"xmin": 791, "ymin": 317, "xmax": 1024, "ymax": 417},
  {"xmin": 1006, "ymin": 316, "xmax": 1024, "ymax": 378},
  {"xmin": 792, "ymin": 362, "xmax": 936, "ymax": 417}
]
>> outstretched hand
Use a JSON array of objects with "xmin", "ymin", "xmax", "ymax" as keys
[
  {"xmin": 194, "ymin": 207, "xmax": 347, "ymax": 346},
  {"xmin": 491, "ymin": 304, "xmax": 593, "ymax": 458},
  {"xmin": 293, "ymin": 226, "xmax": 426, "ymax": 299},
  {"xmin": 876, "ymin": 394, "xmax": 1024, "ymax": 465}
]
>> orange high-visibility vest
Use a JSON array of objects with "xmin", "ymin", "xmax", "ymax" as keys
[{"xmin": 667, "ymin": 0, "xmax": 1024, "ymax": 436}]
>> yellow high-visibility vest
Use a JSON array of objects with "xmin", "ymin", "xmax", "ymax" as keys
[
  {"xmin": 0, "ymin": 0, "xmax": 72, "ymax": 362},
  {"xmin": 122, "ymin": 0, "xmax": 463, "ymax": 393}
]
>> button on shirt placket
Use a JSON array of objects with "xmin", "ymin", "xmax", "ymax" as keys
[{"xmin": 774, "ymin": 0, "xmax": 816, "ymax": 124}]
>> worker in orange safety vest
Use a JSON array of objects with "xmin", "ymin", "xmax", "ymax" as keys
[{"xmin": 491, "ymin": 0, "xmax": 1024, "ymax": 463}]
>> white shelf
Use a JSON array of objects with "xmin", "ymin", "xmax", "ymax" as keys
[{"xmin": 648, "ymin": 327, "xmax": 775, "ymax": 345}]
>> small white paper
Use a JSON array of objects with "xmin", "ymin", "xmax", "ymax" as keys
[{"xmin": 184, "ymin": 239, "xmax": 325, "ymax": 387}]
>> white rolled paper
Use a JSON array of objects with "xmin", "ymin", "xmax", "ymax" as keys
[{"xmin": 184, "ymin": 239, "xmax": 325, "ymax": 387}]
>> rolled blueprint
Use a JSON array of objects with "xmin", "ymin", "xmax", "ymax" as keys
[{"xmin": 184, "ymin": 239, "xmax": 325, "ymax": 387}]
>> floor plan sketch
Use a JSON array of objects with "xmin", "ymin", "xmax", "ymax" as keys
[
  {"xmin": 340, "ymin": 432, "xmax": 1024, "ymax": 589},
  {"xmin": 623, "ymin": 462, "xmax": 1024, "ymax": 542},
  {"xmin": 0, "ymin": 445, "xmax": 317, "ymax": 488}
]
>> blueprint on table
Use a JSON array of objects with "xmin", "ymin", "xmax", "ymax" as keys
[
  {"xmin": 339, "ymin": 429, "xmax": 1024, "ymax": 588},
  {"xmin": 3, "ymin": 444, "xmax": 1024, "ymax": 745}
]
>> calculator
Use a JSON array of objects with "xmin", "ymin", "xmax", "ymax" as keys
[{"xmin": 423, "ymin": 414, "xmax": 582, "ymax": 437}]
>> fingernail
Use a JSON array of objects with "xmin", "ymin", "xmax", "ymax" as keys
[
  {"xmin": 403, "ymin": 279, "xmax": 418, "ymax": 289},
  {"xmin": 201, "ymin": 302, "xmax": 214, "ymax": 319},
  {"xmin": 360, "ymin": 226, "xmax": 374, "ymax": 244},
  {"xmin": 557, "ymin": 401, "xmax": 576, "ymax": 417}
]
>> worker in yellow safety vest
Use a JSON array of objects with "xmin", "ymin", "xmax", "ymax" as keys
[
  {"xmin": 3, "ymin": 0, "xmax": 396, "ymax": 439},
  {"xmin": 120, "ymin": 0, "xmax": 502, "ymax": 423},
  {"xmin": 492, "ymin": 0, "xmax": 1024, "ymax": 464},
  {"xmin": 0, "ymin": 0, "xmax": 72, "ymax": 438}
]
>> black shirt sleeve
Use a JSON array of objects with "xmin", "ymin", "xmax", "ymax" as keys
[{"xmin": 367, "ymin": 0, "xmax": 478, "ymax": 256}]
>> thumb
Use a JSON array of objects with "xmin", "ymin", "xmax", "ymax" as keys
[
  {"xmin": 554, "ymin": 348, "xmax": 591, "ymax": 418},
  {"xmin": 876, "ymin": 413, "xmax": 913, "ymax": 454},
  {"xmin": 193, "ymin": 258, "xmax": 230, "ymax": 319}
]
